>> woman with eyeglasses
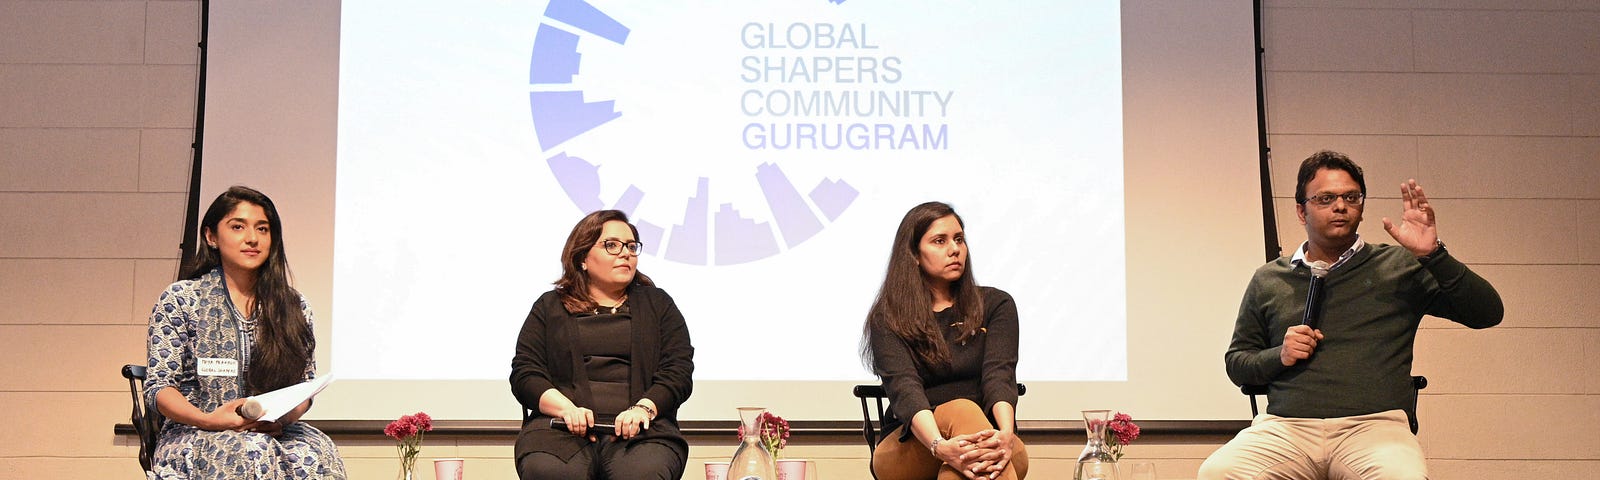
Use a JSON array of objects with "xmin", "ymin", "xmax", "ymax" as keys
[
  {"xmin": 510, "ymin": 210, "xmax": 695, "ymax": 480},
  {"xmin": 862, "ymin": 201, "xmax": 1028, "ymax": 480}
]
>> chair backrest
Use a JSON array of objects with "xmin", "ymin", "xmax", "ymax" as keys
[
  {"xmin": 1242, "ymin": 375, "xmax": 1427, "ymax": 433},
  {"xmin": 852, "ymin": 383, "xmax": 1028, "ymax": 454},
  {"xmin": 121, "ymin": 364, "xmax": 162, "ymax": 473}
]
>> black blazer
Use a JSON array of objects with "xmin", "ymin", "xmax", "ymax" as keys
[{"xmin": 510, "ymin": 283, "xmax": 695, "ymax": 461}]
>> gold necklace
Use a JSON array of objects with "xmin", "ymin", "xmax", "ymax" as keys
[{"xmin": 595, "ymin": 293, "xmax": 628, "ymax": 315}]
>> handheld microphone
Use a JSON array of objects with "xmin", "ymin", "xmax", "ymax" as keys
[
  {"xmin": 550, "ymin": 419, "xmax": 615, "ymax": 430},
  {"xmin": 237, "ymin": 398, "xmax": 265, "ymax": 421},
  {"xmin": 1301, "ymin": 260, "xmax": 1329, "ymax": 329}
]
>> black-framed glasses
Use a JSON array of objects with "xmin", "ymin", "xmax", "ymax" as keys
[
  {"xmin": 1303, "ymin": 192, "xmax": 1364, "ymax": 207},
  {"xmin": 597, "ymin": 239, "xmax": 643, "ymax": 256}
]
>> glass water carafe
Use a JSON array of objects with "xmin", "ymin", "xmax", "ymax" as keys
[
  {"xmin": 728, "ymin": 406, "xmax": 776, "ymax": 480},
  {"xmin": 1075, "ymin": 409, "xmax": 1120, "ymax": 480}
]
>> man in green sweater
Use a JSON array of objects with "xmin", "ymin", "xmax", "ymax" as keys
[{"xmin": 1198, "ymin": 151, "xmax": 1503, "ymax": 480}]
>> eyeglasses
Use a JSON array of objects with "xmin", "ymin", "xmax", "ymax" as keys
[
  {"xmin": 1303, "ymin": 192, "xmax": 1364, "ymax": 207},
  {"xmin": 597, "ymin": 239, "xmax": 644, "ymax": 256}
]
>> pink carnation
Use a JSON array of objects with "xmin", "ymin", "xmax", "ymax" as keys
[
  {"xmin": 412, "ymin": 412, "xmax": 434, "ymax": 432},
  {"xmin": 1107, "ymin": 412, "xmax": 1141, "ymax": 446},
  {"xmin": 385, "ymin": 417, "xmax": 417, "ymax": 441}
]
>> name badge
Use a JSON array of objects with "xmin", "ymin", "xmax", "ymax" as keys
[{"xmin": 198, "ymin": 357, "xmax": 239, "ymax": 377}]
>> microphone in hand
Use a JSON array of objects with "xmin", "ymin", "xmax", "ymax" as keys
[
  {"xmin": 550, "ymin": 418, "xmax": 615, "ymax": 430},
  {"xmin": 1301, "ymin": 260, "xmax": 1329, "ymax": 329},
  {"xmin": 236, "ymin": 398, "xmax": 265, "ymax": 422}
]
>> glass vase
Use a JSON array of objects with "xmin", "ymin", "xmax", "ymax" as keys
[
  {"xmin": 1075, "ymin": 409, "xmax": 1120, "ymax": 480},
  {"xmin": 728, "ymin": 407, "xmax": 776, "ymax": 480}
]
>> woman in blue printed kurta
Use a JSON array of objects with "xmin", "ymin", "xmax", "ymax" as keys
[{"xmin": 144, "ymin": 186, "xmax": 346, "ymax": 479}]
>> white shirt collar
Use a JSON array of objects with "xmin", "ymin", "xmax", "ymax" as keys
[{"xmin": 1292, "ymin": 235, "xmax": 1366, "ymax": 272}]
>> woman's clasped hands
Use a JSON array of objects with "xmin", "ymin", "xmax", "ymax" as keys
[{"xmin": 935, "ymin": 429, "xmax": 1013, "ymax": 479}]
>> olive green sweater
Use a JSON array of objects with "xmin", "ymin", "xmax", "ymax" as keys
[{"xmin": 1225, "ymin": 243, "xmax": 1502, "ymax": 423}]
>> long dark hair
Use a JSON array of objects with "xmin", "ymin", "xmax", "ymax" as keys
[
  {"xmin": 862, "ymin": 201, "xmax": 985, "ymax": 374},
  {"xmin": 554, "ymin": 210, "xmax": 654, "ymax": 313},
  {"xmin": 182, "ymin": 186, "xmax": 310, "ymax": 395}
]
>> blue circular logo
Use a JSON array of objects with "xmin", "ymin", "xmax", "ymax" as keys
[{"xmin": 527, "ymin": 0, "xmax": 858, "ymax": 266}]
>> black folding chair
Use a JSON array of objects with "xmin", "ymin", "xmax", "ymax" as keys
[
  {"xmin": 121, "ymin": 364, "xmax": 163, "ymax": 474},
  {"xmin": 1243, "ymin": 375, "xmax": 1427, "ymax": 433}
]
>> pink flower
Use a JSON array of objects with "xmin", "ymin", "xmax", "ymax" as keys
[
  {"xmin": 387, "ymin": 412, "xmax": 432, "ymax": 474},
  {"xmin": 411, "ymin": 412, "xmax": 434, "ymax": 432},
  {"xmin": 1109, "ymin": 413, "xmax": 1141, "ymax": 445},
  {"xmin": 1102, "ymin": 411, "xmax": 1141, "ymax": 461},
  {"xmin": 736, "ymin": 411, "xmax": 792, "ymax": 457},
  {"xmin": 385, "ymin": 417, "xmax": 417, "ymax": 441}
]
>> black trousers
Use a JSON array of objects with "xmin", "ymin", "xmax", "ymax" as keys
[{"xmin": 517, "ymin": 434, "xmax": 686, "ymax": 480}]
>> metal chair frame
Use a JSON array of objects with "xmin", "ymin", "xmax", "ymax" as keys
[
  {"xmin": 1242, "ymin": 375, "xmax": 1427, "ymax": 433},
  {"xmin": 121, "ymin": 364, "xmax": 163, "ymax": 474}
]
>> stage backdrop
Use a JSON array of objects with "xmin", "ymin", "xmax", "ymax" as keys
[{"xmin": 198, "ymin": 0, "xmax": 1263, "ymax": 422}]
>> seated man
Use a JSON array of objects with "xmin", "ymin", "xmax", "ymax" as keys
[{"xmin": 1198, "ymin": 151, "xmax": 1503, "ymax": 480}]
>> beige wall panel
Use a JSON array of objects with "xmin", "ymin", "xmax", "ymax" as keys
[
  {"xmin": 1272, "ymin": 197, "xmax": 1303, "ymax": 255},
  {"xmin": 1424, "ymin": 199, "xmax": 1575, "ymax": 265},
  {"xmin": 138, "ymin": 128, "xmax": 193, "ymax": 192},
  {"xmin": 1407, "ymin": 74, "xmax": 1576, "ymax": 136},
  {"xmin": 1414, "ymin": 328, "xmax": 1594, "ymax": 395},
  {"xmin": 131, "ymin": 259, "xmax": 181, "ymax": 324},
  {"xmin": 1430, "ymin": 460, "xmax": 1600, "ymax": 479},
  {"xmin": 0, "ymin": 392, "xmax": 132, "ymax": 457},
  {"xmin": 1583, "ymin": 200, "xmax": 1600, "ymax": 264},
  {"xmin": 1265, "ymin": 72, "xmax": 1415, "ymax": 135},
  {"xmin": 0, "ymin": 259, "xmax": 133, "ymax": 325},
  {"xmin": 1417, "ymin": 394, "xmax": 1600, "ymax": 459},
  {"xmin": 0, "ymin": 457, "xmax": 141, "ymax": 480},
  {"xmin": 340, "ymin": 456, "xmax": 519, "ymax": 480},
  {"xmin": 0, "ymin": 65, "xmax": 144, "ymax": 127},
  {"xmin": 1590, "ymin": 330, "xmax": 1600, "ymax": 396},
  {"xmin": 1574, "ymin": 76, "xmax": 1600, "ymax": 137},
  {"xmin": 144, "ymin": 1, "xmax": 201, "ymax": 65},
  {"xmin": 140, "ymin": 65, "xmax": 197, "ymax": 128},
  {"xmin": 1451, "ymin": 265, "xmax": 1600, "ymax": 329},
  {"xmin": 1418, "ymin": 136, "xmax": 1600, "ymax": 199},
  {"xmin": 1265, "ymin": 135, "xmax": 1418, "ymax": 201},
  {"xmin": 1262, "ymin": 7, "xmax": 1412, "ymax": 72},
  {"xmin": 0, "ymin": 128, "xmax": 140, "ymax": 192},
  {"xmin": 0, "ymin": 325, "xmax": 144, "ymax": 391},
  {"xmin": 0, "ymin": 1, "xmax": 144, "ymax": 64},
  {"xmin": 1266, "ymin": 0, "xmax": 1600, "ymax": 9},
  {"xmin": 0, "ymin": 192, "xmax": 184, "ymax": 258},
  {"xmin": 1413, "ymin": 10, "xmax": 1600, "ymax": 74}
]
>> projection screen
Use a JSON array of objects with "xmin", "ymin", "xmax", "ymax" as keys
[{"xmin": 196, "ymin": 0, "xmax": 1263, "ymax": 422}]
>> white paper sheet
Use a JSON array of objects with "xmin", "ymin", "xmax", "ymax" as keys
[{"xmin": 239, "ymin": 373, "xmax": 335, "ymax": 422}]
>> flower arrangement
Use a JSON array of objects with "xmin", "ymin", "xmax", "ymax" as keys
[
  {"xmin": 1103, "ymin": 412, "xmax": 1141, "ymax": 461},
  {"xmin": 736, "ymin": 411, "xmax": 791, "ymax": 458},
  {"xmin": 384, "ymin": 412, "xmax": 434, "ymax": 478}
]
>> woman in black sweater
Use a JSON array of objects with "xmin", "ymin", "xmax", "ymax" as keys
[
  {"xmin": 863, "ymin": 201, "xmax": 1028, "ymax": 480},
  {"xmin": 510, "ymin": 210, "xmax": 695, "ymax": 480}
]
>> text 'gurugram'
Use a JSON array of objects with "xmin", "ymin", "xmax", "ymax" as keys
[{"xmin": 739, "ymin": 22, "xmax": 952, "ymax": 151}]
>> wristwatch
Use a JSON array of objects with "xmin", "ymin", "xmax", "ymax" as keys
[{"xmin": 1417, "ymin": 240, "xmax": 1446, "ymax": 262}]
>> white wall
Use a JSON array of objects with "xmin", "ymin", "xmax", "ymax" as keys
[{"xmin": 1, "ymin": 1, "xmax": 1595, "ymax": 478}]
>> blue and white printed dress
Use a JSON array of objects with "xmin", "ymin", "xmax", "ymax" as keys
[{"xmin": 144, "ymin": 268, "xmax": 346, "ymax": 479}]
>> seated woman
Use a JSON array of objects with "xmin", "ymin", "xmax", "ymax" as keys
[
  {"xmin": 144, "ymin": 186, "xmax": 346, "ymax": 479},
  {"xmin": 863, "ymin": 201, "xmax": 1029, "ymax": 480},
  {"xmin": 511, "ymin": 210, "xmax": 695, "ymax": 480}
]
